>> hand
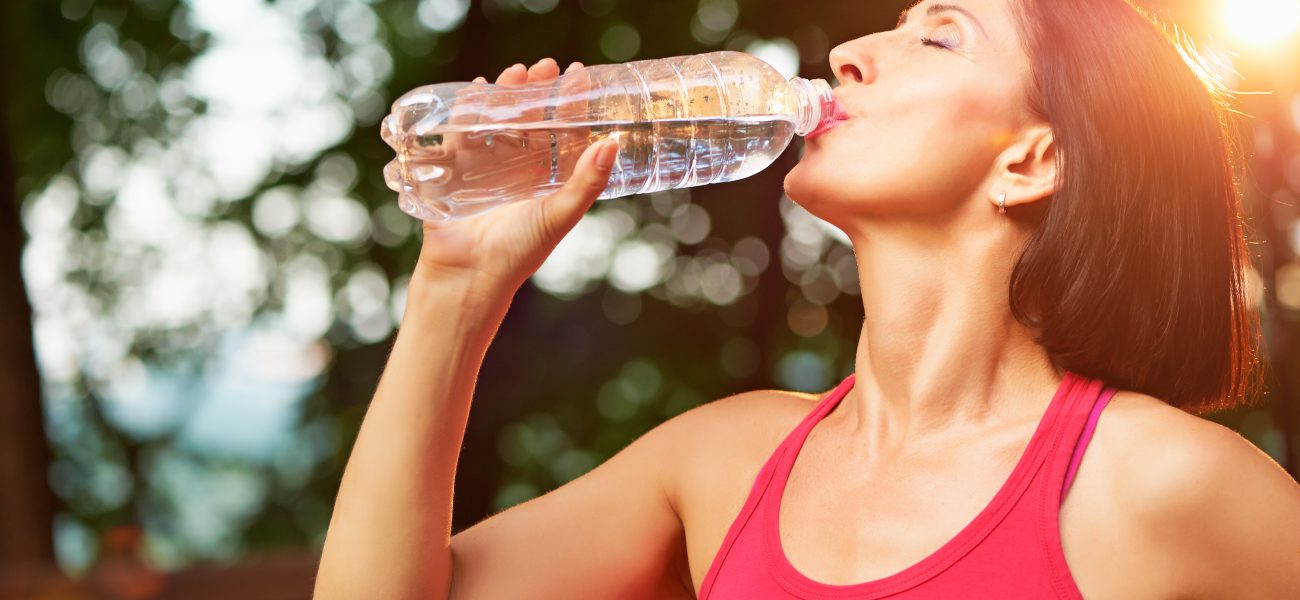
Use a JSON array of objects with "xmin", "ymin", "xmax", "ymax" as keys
[{"xmin": 411, "ymin": 58, "xmax": 618, "ymax": 301}]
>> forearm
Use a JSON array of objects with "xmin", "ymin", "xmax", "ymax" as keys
[{"xmin": 315, "ymin": 274, "xmax": 512, "ymax": 600}]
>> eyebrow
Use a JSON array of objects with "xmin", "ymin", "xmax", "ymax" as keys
[{"xmin": 896, "ymin": 2, "xmax": 989, "ymax": 40}]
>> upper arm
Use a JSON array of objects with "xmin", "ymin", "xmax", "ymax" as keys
[
  {"xmin": 447, "ymin": 390, "xmax": 775, "ymax": 600},
  {"xmin": 1121, "ymin": 403, "xmax": 1300, "ymax": 598}
]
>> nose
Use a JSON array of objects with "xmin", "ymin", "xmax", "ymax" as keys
[{"xmin": 828, "ymin": 40, "xmax": 876, "ymax": 86}]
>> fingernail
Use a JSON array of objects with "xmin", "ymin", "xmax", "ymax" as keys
[{"xmin": 511, "ymin": 63, "xmax": 526, "ymax": 71}]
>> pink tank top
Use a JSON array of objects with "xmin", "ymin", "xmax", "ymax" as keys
[{"xmin": 698, "ymin": 371, "xmax": 1117, "ymax": 599}]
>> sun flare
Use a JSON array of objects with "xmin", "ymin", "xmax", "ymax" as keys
[{"xmin": 1223, "ymin": 0, "xmax": 1300, "ymax": 45}]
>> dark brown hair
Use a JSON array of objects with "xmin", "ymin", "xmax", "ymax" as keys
[{"xmin": 1007, "ymin": 0, "xmax": 1263, "ymax": 414}]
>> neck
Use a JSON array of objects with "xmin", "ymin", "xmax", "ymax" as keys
[{"xmin": 839, "ymin": 216, "xmax": 1062, "ymax": 446}]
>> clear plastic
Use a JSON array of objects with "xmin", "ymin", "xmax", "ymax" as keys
[{"xmin": 380, "ymin": 50, "xmax": 837, "ymax": 222}]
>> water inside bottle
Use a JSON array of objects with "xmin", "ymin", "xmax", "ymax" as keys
[{"xmin": 384, "ymin": 115, "xmax": 797, "ymax": 221}]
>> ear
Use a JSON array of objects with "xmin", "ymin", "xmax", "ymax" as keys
[{"xmin": 992, "ymin": 123, "xmax": 1058, "ymax": 211}]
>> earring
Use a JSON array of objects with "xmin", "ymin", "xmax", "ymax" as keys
[{"xmin": 997, "ymin": 192, "xmax": 1007, "ymax": 214}]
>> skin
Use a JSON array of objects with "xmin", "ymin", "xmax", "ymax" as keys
[{"xmin": 315, "ymin": 2, "xmax": 1300, "ymax": 598}]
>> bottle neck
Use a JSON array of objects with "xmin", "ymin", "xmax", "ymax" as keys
[{"xmin": 791, "ymin": 77, "xmax": 835, "ymax": 136}]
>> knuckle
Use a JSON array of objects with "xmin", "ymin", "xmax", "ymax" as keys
[{"xmin": 536, "ymin": 199, "xmax": 563, "ymax": 243}]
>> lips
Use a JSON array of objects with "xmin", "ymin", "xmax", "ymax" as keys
[{"xmin": 804, "ymin": 99, "xmax": 852, "ymax": 141}]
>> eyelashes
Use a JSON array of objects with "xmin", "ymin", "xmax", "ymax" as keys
[
  {"xmin": 920, "ymin": 36, "xmax": 955, "ymax": 50},
  {"xmin": 918, "ymin": 22, "xmax": 960, "ymax": 51}
]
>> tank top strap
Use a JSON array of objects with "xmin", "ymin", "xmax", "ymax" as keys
[
  {"xmin": 783, "ymin": 373, "xmax": 858, "ymax": 447},
  {"xmin": 1035, "ymin": 373, "xmax": 1119, "ymax": 508},
  {"xmin": 1061, "ymin": 386, "xmax": 1118, "ymax": 499},
  {"xmin": 1034, "ymin": 372, "xmax": 1120, "ymax": 598},
  {"xmin": 762, "ymin": 375, "xmax": 855, "ymax": 503},
  {"xmin": 763, "ymin": 373, "xmax": 860, "ymax": 493}
]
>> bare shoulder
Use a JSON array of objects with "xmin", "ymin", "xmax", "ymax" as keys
[
  {"xmin": 654, "ymin": 386, "xmax": 822, "ymax": 513},
  {"xmin": 1095, "ymin": 391, "xmax": 1298, "ymax": 508},
  {"xmin": 1089, "ymin": 390, "xmax": 1300, "ymax": 597},
  {"xmin": 661, "ymin": 387, "xmax": 821, "ymax": 477},
  {"xmin": 670, "ymin": 386, "xmax": 821, "ymax": 435}
]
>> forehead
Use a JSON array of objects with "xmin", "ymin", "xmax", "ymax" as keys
[
  {"xmin": 899, "ymin": 0, "xmax": 1017, "ymax": 36},
  {"xmin": 901, "ymin": 0, "xmax": 1027, "ymax": 59}
]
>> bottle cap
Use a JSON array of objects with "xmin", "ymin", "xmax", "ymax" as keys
[{"xmin": 792, "ymin": 78, "xmax": 837, "ymax": 135}]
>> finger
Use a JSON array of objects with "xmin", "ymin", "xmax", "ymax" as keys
[
  {"xmin": 523, "ymin": 59, "xmax": 561, "ymax": 150},
  {"xmin": 527, "ymin": 59, "xmax": 561, "ymax": 82},
  {"xmin": 565, "ymin": 61, "xmax": 584, "ymax": 74},
  {"xmin": 487, "ymin": 64, "xmax": 527, "ymax": 148},
  {"xmin": 472, "ymin": 76, "xmax": 487, "ymax": 83},
  {"xmin": 495, "ymin": 63, "xmax": 527, "ymax": 85}
]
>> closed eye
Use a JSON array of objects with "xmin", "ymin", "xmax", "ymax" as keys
[{"xmin": 920, "ymin": 36, "xmax": 955, "ymax": 50}]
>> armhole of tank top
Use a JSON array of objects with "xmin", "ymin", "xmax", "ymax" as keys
[
  {"xmin": 698, "ymin": 386, "xmax": 844, "ymax": 598},
  {"xmin": 697, "ymin": 435, "xmax": 791, "ymax": 599}
]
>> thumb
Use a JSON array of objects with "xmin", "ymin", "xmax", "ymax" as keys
[
  {"xmin": 571, "ymin": 138, "xmax": 620, "ymax": 198},
  {"xmin": 540, "ymin": 138, "xmax": 619, "ymax": 238}
]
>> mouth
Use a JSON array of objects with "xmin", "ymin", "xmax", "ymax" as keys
[{"xmin": 804, "ymin": 100, "xmax": 852, "ymax": 141}]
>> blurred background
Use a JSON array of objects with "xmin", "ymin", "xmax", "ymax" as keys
[{"xmin": 1, "ymin": 0, "xmax": 1297, "ymax": 597}]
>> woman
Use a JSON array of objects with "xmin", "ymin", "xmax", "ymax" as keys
[{"xmin": 316, "ymin": 0, "xmax": 1300, "ymax": 597}]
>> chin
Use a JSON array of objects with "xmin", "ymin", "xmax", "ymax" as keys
[
  {"xmin": 784, "ymin": 166, "xmax": 916, "ymax": 230},
  {"xmin": 783, "ymin": 162, "xmax": 826, "ymax": 203},
  {"xmin": 785, "ymin": 164, "xmax": 859, "ymax": 215}
]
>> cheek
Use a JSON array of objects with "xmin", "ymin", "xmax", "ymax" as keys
[
  {"xmin": 908, "ymin": 82, "xmax": 1012, "ymax": 174},
  {"xmin": 787, "ymin": 87, "xmax": 1012, "ymax": 207}
]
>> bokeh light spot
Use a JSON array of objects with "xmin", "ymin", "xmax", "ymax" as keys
[
  {"xmin": 744, "ymin": 37, "xmax": 800, "ymax": 79},
  {"xmin": 609, "ymin": 239, "xmax": 663, "ymax": 293},
  {"xmin": 775, "ymin": 350, "xmax": 832, "ymax": 392},
  {"xmin": 418, "ymin": 0, "xmax": 471, "ymax": 32},
  {"xmin": 600, "ymin": 23, "xmax": 641, "ymax": 61},
  {"xmin": 787, "ymin": 300, "xmax": 828, "ymax": 337}
]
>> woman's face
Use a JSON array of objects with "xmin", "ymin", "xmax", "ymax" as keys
[{"xmin": 786, "ymin": 0, "xmax": 1036, "ymax": 228}]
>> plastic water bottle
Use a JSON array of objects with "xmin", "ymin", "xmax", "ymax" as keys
[{"xmin": 380, "ymin": 50, "xmax": 840, "ymax": 222}]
